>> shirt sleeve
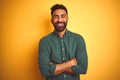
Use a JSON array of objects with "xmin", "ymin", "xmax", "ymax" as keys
[
  {"xmin": 72, "ymin": 35, "xmax": 88, "ymax": 75},
  {"xmin": 38, "ymin": 38, "xmax": 56, "ymax": 77}
]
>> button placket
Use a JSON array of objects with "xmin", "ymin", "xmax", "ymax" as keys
[
  {"xmin": 61, "ymin": 39, "xmax": 66, "ymax": 62},
  {"xmin": 64, "ymin": 75, "xmax": 66, "ymax": 77}
]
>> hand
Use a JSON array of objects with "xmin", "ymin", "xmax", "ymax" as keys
[
  {"xmin": 65, "ymin": 68, "xmax": 74, "ymax": 74},
  {"xmin": 69, "ymin": 58, "xmax": 77, "ymax": 66},
  {"xmin": 50, "ymin": 62, "xmax": 53, "ymax": 64}
]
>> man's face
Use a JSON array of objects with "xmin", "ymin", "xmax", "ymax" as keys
[{"xmin": 51, "ymin": 9, "xmax": 68, "ymax": 32}]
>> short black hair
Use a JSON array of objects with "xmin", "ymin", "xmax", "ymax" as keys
[{"xmin": 50, "ymin": 4, "xmax": 68, "ymax": 15}]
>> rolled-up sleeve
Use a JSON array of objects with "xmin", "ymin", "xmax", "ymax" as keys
[
  {"xmin": 72, "ymin": 35, "xmax": 88, "ymax": 74},
  {"xmin": 38, "ymin": 38, "xmax": 56, "ymax": 77}
]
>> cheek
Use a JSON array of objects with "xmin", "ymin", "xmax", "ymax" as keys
[
  {"xmin": 64, "ymin": 19, "xmax": 68, "ymax": 23},
  {"xmin": 52, "ymin": 20, "xmax": 58, "ymax": 24},
  {"xmin": 64, "ymin": 18, "xmax": 68, "ymax": 22}
]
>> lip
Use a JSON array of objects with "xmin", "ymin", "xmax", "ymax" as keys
[
  {"xmin": 58, "ymin": 23, "xmax": 64, "ymax": 26},
  {"xmin": 57, "ymin": 23, "xmax": 64, "ymax": 26}
]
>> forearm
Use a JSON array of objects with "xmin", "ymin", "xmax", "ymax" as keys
[
  {"xmin": 54, "ymin": 58, "xmax": 77, "ymax": 75},
  {"xmin": 54, "ymin": 62, "xmax": 71, "ymax": 75},
  {"xmin": 64, "ymin": 68, "xmax": 74, "ymax": 74}
]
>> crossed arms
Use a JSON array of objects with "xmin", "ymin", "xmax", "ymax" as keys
[
  {"xmin": 50, "ymin": 58, "xmax": 77, "ymax": 75},
  {"xmin": 39, "ymin": 36, "xmax": 88, "ymax": 77}
]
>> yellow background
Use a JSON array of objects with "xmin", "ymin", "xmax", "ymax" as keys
[{"xmin": 1, "ymin": 0, "xmax": 120, "ymax": 80}]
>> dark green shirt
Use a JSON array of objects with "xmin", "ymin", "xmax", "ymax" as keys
[{"xmin": 38, "ymin": 30, "xmax": 88, "ymax": 80}]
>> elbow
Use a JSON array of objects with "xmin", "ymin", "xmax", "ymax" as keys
[
  {"xmin": 80, "ymin": 65, "xmax": 88, "ymax": 74},
  {"xmin": 81, "ymin": 68, "xmax": 87, "ymax": 74},
  {"xmin": 76, "ymin": 65, "xmax": 88, "ymax": 74},
  {"xmin": 41, "ymin": 71, "xmax": 51, "ymax": 77},
  {"xmin": 40, "ymin": 68, "xmax": 54, "ymax": 77},
  {"xmin": 39, "ymin": 65, "xmax": 55, "ymax": 77}
]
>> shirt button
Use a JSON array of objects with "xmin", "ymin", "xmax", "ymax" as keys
[
  {"xmin": 61, "ymin": 40, "xmax": 63, "ymax": 42},
  {"xmin": 63, "ymin": 58, "xmax": 64, "ymax": 60},
  {"xmin": 62, "ymin": 48, "xmax": 64, "ymax": 50},
  {"xmin": 64, "ymin": 75, "xmax": 66, "ymax": 77}
]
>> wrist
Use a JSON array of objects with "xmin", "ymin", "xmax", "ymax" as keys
[{"xmin": 67, "ymin": 60, "xmax": 74, "ymax": 67}]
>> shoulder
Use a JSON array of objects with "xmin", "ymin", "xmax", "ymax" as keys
[
  {"xmin": 68, "ymin": 30, "xmax": 86, "ymax": 46},
  {"xmin": 68, "ymin": 30, "xmax": 86, "ymax": 44},
  {"xmin": 39, "ymin": 32, "xmax": 53, "ymax": 44},
  {"xmin": 68, "ymin": 30, "xmax": 84, "ymax": 39}
]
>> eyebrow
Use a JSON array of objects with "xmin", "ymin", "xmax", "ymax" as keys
[{"xmin": 52, "ymin": 13, "xmax": 67, "ymax": 16}]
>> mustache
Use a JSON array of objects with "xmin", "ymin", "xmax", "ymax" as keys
[{"xmin": 55, "ymin": 22, "xmax": 65, "ymax": 24}]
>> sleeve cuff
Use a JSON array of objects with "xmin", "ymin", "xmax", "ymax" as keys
[
  {"xmin": 49, "ymin": 64, "xmax": 56, "ymax": 75},
  {"xmin": 71, "ymin": 66, "xmax": 78, "ymax": 75}
]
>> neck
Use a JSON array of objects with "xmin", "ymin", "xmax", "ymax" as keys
[{"xmin": 57, "ymin": 29, "xmax": 66, "ymax": 38}]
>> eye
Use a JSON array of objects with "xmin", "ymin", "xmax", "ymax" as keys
[
  {"xmin": 61, "ymin": 14, "xmax": 66, "ymax": 18},
  {"xmin": 52, "ymin": 15, "xmax": 58, "ymax": 19}
]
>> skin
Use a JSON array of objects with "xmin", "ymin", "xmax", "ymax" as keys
[
  {"xmin": 51, "ymin": 9, "xmax": 77, "ymax": 75},
  {"xmin": 51, "ymin": 9, "xmax": 68, "ymax": 38}
]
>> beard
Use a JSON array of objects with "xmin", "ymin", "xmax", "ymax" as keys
[{"xmin": 52, "ymin": 21, "xmax": 67, "ymax": 32}]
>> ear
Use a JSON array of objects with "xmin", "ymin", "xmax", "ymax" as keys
[{"xmin": 67, "ymin": 16, "xmax": 69, "ymax": 21}]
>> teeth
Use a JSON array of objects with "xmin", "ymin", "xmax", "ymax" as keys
[{"xmin": 58, "ymin": 23, "xmax": 64, "ymax": 26}]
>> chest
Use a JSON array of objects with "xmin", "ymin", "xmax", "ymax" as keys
[{"xmin": 49, "ymin": 37, "xmax": 78, "ymax": 63}]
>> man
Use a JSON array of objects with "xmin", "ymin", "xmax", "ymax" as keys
[{"xmin": 38, "ymin": 4, "xmax": 88, "ymax": 80}]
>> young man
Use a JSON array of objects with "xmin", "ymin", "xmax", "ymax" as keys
[{"xmin": 38, "ymin": 4, "xmax": 88, "ymax": 80}]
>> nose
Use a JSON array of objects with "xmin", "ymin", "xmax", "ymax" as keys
[{"xmin": 58, "ymin": 16, "xmax": 63, "ymax": 22}]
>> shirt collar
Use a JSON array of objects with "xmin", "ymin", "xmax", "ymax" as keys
[{"xmin": 52, "ymin": 29, "xmax": 69, "ymax": 37}]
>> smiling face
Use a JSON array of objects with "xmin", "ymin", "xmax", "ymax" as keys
[{"xmin": 51, "ymin": 9, "xmax": 68, "ymax": 32}]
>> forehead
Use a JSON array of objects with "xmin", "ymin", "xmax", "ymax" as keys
[{"xmin": 52, "ymin": 9, "xmax": 67, "ymax": 15}]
